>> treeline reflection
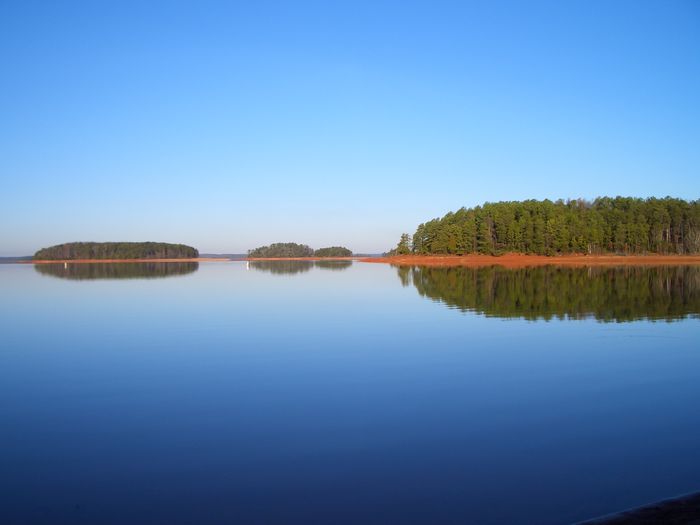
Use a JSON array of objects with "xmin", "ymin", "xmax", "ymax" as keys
[
  {"xmin": 249, "ymin": 260, "xmax": 353, "ymax": 274},
  {"xmin": 35, "ymin": 262, "xmax": 199, "ymax": 280},
  {"xmin": 398, "ymin": 265, "xmax": 700, "ymax": 322}
]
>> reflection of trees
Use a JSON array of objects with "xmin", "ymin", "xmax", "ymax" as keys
[
  {"xmin": 35, "ymin": 262, "xmax": 199, "ymax": 280},
  {"xmin": 396, "ymin": 266, "xmax": 411, "ymax": 287},
  {"xmin": 401, "ymin": 265, "xmax": 700, "ymax": 322},
  {"xmin": 314, "ymin": 260, "xmax": 352, "ymax": 271},
  {"xmin": 249, "ymin": 260, "xmax": 353, "ymax": 274},
  {"xmin": 249, "ymin": 261, "xmax": 314, "ymax": 274}
]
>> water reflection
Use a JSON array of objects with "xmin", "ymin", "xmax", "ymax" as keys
[
  {"xmin": 249, "ymin": 261, "xmax": 314, "ymax": 274},
  {"xmin": 249, "ymin": 260, "xmax": 352, "ymax": 274},
  {"xmin": 35, "ymin": 262, "xmax": 199, "ymax": 280},
  {"xmin": 314, "ymin": 260, "xmax": 353, "ymax": 271},
  {"xmin": 399, "ymin": 265, "xmax": 700, "ymax": 322}
]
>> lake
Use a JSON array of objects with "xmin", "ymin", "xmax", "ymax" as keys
[{"xmin": 1, "ymin": 261, "xmax": 699, "ymax": 524}]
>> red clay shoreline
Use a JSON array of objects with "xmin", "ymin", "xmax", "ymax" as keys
[
  {"xmin": 27, "ymin": 258, "xmax": 225, "ymax": 264},
  {"xmin": 361, "ymin": 254, "xmax": 700, "ymax": 268},
  {"xmin": 242, "ymin": 256, "xmax": 359, "ymax": 261},
  {"xmin": 26, "ymin": 257, "xmax": 360, "ymax": 264},
  {"xmin": 24, "ymin": 254, "xmax": 700, "ymax": 266}
]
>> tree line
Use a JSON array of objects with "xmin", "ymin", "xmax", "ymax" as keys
[
  {"xmin": 248, "ymin": 243, "xmax": 352, "ymax": 257},
  {"xmin": 388, "ymin": 197, "xmax": 700, "ymax": 256},
  {"xmin": 34, "ymin": 242, "xmax": 199, "ymax": 260},
  {"xmin": 313, "ymin": 246, "xmax": 353, "ymax": 257}
]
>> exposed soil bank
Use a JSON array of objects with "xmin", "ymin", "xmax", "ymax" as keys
[
  {"xmin": 28, "ymin": 258, "xmax": 225, "ymax": 264},
  {"xmin": 243, "ymin": 257, "xmax": 359, "ymax": 261},
  {"xmin": 575, "ymin": 490, "xmax": 700, "ymax": 524},
  {"xmin": 27, "ymin": 254, "xmax": 700, "ymax": 267},
  {"xmin": 362, "ymin": 254, "xmax": 700, "ymax": 268}
]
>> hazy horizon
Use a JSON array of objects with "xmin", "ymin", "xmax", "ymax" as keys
[{"xmin": 2, "ymin": 1, "xmax": 699, "ymax": 256}]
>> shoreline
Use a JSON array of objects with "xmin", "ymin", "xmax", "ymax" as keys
[
  {"xmin": 26, "ymin": 257, "xmax": 360, "ymax": 264},
  {"xmin": 361, "ymin": 254, "xmax": 700, "ymax": 268},
  {"xmin": 27, "ymin": 258, "xmax": 224, "ymax": 264},
  {"xmin": 23, "ymin": 254, "xmax": 700, "ymax": 267},
  {"xmin": 242, "ymin": 256, "xmax": 359, "ymax": 261}
]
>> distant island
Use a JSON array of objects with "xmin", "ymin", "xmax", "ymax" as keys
[
  {"xmin": 34, "ymin": 242, "xmax": 199, "ymax": 260},
  {"xmin": 248, "ymin": 243, "xmax": 353, "ymax": 258},
  {"xmin": 313, "ymin": 246, "xmax": 353, "ymax": 257},
  {"xmin": 387, "ymin": 197, "xmax": 700, "ymax": 256}
]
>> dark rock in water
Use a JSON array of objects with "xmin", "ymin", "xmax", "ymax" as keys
[{"xmin": 576, "ymin": 491, "xmax": 700, "ymax": 524}]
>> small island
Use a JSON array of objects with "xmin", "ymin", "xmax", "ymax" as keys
[
  {"xmin": 33, "ymin": 242, "xmax": 199, "ymax": 261},
  {"xmin": 248, "ymin": 242, "xmax": 353, "ymax": 258},
  {"xmin": 248, "ymin": 243, "xmax": 314, "ymax": 258},
  {"xmin": 313, "ymin": 246, "xmax": 353, "ymax": 257}
]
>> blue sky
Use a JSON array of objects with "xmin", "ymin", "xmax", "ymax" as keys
[{"xmin": 1, "ymin": 1, "xmax": 699, "ymax": 255}]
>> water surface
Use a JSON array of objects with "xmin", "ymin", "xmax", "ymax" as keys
[{"xmin": 1, "ymin": 261, "xmax": 699, "ymax": 524}]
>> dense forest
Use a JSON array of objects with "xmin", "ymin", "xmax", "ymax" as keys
[
  {"xmin": 248, "ymin": 243, "xmax": 353, "ymax": 257},
  {"xmin": 35, "ymin": 262, "xmax": 199, "ymax": 280},
  {"xmin": 397, "ymin": 265, "xmax": 700, "ymax": 322},
  {"xmin": 389, "ymin": 197, "xmax": 700, "ymax": 256},
  {"xmin": 248, "ymin": 243, "xmax": 314, "ymax": 257},
  {"xmin": 314, "ymin": 246, "xmax": 353, "ymax": 257},
  {"xmin": 34, "ymin": 242, "xmax": 199, "ymax": 260}
]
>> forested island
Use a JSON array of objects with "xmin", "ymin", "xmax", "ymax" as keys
[
  {"xmin": 388, "ymin": 197, "xmax": 700, "ymax": 256},
  {"xmin": 248, "ymin": 243, "xmax": 353, "ymax": 258},
  {"xmin": 313, "ymin": 246, "xmax": 353, "ymax": 257},
  {"xmin": 34, "ymin": 242, "xmax": 199, "ymax": 260}
]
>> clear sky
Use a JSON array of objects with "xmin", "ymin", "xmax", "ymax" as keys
[{"xmin": 1, "ymin": 1, "xmax": 699, "ymax": 255}]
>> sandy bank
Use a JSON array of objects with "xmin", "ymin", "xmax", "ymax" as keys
[
  {"xmin": 27, "ymin": 254, "xmax": 700, "ymax": 267},
  {"xmin": 361, "ymin": 254, "xmax": 700, "ymax": 268},
  {"xmin": 242, "ymin": 257, "xmax": 360, "ymax": 261},
  {"xmin": 28, "ymin": 258, "xmax": 225, "ymax": 264}
]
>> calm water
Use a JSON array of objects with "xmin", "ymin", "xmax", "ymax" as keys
[{"xmin": 1, "ymin": 261, "xmax": 699, "ymax": 525}]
